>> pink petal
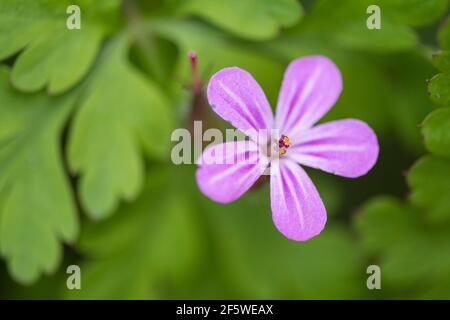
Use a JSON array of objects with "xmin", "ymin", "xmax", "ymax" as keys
[
  {"xmin": 270, "ymin": 158, "xmax": 327, "ymax": 241},
  {"xmin": 275, "ymin": 56, "xmax": 342, "ymax": 136},
  {"xmin": 288, "ymin": 119, "xmax": 379, "ymax": 178},
  {"xmin": 196, "ymin": 140, "xmax": 269, "ymax": 203},
  {"xmin": 207, "ymin": 67, "xmax": 274, "ymax": 140}
]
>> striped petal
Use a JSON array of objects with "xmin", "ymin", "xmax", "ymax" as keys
[
  {"xmin": 207, "ymin": 67, "xmax": 274, "ymax": 141},
  {"xmin": 270, "ymin": 158, "xmax": 326, "ymax": 241},
  {"xmin": 275, "ymin": 56, "xmax": 342, "ymax": 136},
  {"xmin": 288, "ymin": 119, "xmax": 379, "ymax": 178},
  {"xmin": 196, "ymin": 140, "xmax": 269, "ymax": 203}
]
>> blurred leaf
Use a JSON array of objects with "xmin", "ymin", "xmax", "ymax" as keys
[
  {"xmin": 200, "ymin": 188, "xmax": 364, "ymax": 299},
  {"xmin": 422, "ymin": 108, "xmax": 450, "ymax": 158},
  {"xmin": 334, "ymin": 21, "xmax": 417, "ymax": 52},
  {"xmin": 153, "ymin": 19, "xmax": 285, "ymax": 105},
  {"xmin": 0, "ymin": 67, "xmax": 78, "ymax": 284},
  {"xmin": 378, "ymin": 0, "xmax": 448, "ymax": 27},
  {"xmin": 0, "ymin": 268, "xmax": 67, "ymax": 299},
  {"xmin": 384, "ymin": 52, "xmax": 434, "ymax": 153},
  {"xmin": 176, "ymin": 0, "xmax": 303, "ymax": 40},
  {"xmin": 0, "ymin": 0, "xmax": 120, "ymax": 94},
  {"xmin": 270, "ymin": 3, "xmax": 434, "ymax": 153},
  {"xmin": 408, "ymin": 156, "xmax": 450, "ymax": 222},
  {"xmin": 419, "ymin": 278, "xmax": 450, "ymax": 299},
  {"xmin": 1, "ymin": 0, "xmax": 448, "ymax": 298},
  {"xmin": 438, "ymin": 16, "xmax": 450, "ymax": 50},
  {"xmin": 299, "ymin": 0, "xmax": 418, "ymax": 52},
  {"xmin": 68, "ymin": 35, "xmax": 174, "ymax": 219},
  {"xmin": 356, "ymin": 196, "xmax": 450, "ymax": 295},
  {"xmin": 307, "ymin": 170, "xmax": 343, "ymax": 216},
  {"xmin": 66, "ymin": 166, "xmax": 203, "ymax": 299},
  {"xmin": 432, "ymin": 51, "xmax": 450, "ymax": 72},
  {"xmin": 266, "ymin": 36, "xmax": 393, "ymax": 134},
  {"xmin": 353, "ymin": 9, "xmax": 450, "ymax": 298},
  {"xmin": 428, "ymin": 72, "xmax": 450, "ymax": 107},
  {"xmin": 355, "ymin": 196, "xmax": 419, "ymax": 255}
]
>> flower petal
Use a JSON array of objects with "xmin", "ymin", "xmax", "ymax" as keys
[
  {"xmin": 288, "ymin": 119, "xmax": 379, "ymax": 178},
  {"xmin": 275, "ymin": 55, "xmax": 342, "ymax": 135},
  {"xmin": 207, "ymin": 67, "xmax": 274, "ymax": 139},
  {"xmin": 270, "ymin": 159, "xmax": 327, "ymax": 241},
  {"xmin": 196, "ymin": 140, "xmax": 269, "ymax": 203}
]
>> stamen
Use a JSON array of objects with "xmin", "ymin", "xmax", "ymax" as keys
[{"xmin": 278, "ymin": 134, "xmax": 291, "ymax": 155}]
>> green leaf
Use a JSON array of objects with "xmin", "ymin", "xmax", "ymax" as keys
[
  {"xmin": 385, "ymin": 52, "xmax": 435, "ymax": 153},
  {"xmin": 356, "ymin": 197, "xmax": 450, "ymax": 294},
  {"xmin": 200, "ymin": 188, "xmax": 364, "ymax": 299},
  {"xmin": 177, "ymin": 0, "xmax": 302, "ymax": 40},
  {"xmin": 299, "ymin": 0, "xmax": 418, "ymax": 53},
  {"xmin": 432, "ymin": 51, "xmax": 450, "ymax": 72},
  {"xmin": 0, "ymin": 0, "xmax": 119, "ymax": 94},
  {"xmin": 422, "ymin": 108, "xmax": 450, "ymax": 158},
  {"xmin": 428, "ymin": 72, "xmax": 450, "ymax": 107},
  {"xmin": 355, "ymin": 196, "xmax": 419, "ymax": 254},
  {"xmin": 407, "ymin": 156, "xmax": 450, "ymax": 222},
  {"xmin": 153, "ymin": 20, "xmax": 285, "ymax": 105},
  {"xmin": 334, "ymin": 21, "xmax": 417, "ymax": 52},
  {"xmin": 68, "ymin": 35, "xmax": 174, "ymax": 219},
  {"xmin": 0, "ymin": 67, "xmax": 78, "ymax": 284},
  {"xmin": 66, "ymin": 166, "xmax": 203, "ymax": 299},
  {"xmin": 378, "ymin": 0, "xmax": 449, "ymax": 27},
  {"xmin": 438, "ymin": 16, "xmax": 450, "ymax": 50}
]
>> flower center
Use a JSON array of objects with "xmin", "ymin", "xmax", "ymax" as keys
[{"xmin": 277, "ymin": 134, "xmax": 291, "ymax": 155}]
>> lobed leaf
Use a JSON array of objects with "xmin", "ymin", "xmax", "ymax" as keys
[
  {"xmin": 153, "ymin": 19, "xmax": 286, "ymax": 105},
  {"xmin": 428, "ymin": 72, "xmax": 450, "ymax": 107},
  {"xmin": 0, "ymin": 0, "xmax": 119, "ymax": 94},
  {"xmin": 407, "ymin": 156, "xmax": 450, "ymax": 222},
  {"xmin": 68, "ymin": 35, "xmax": 174, "ymax": 219},
  {"xmin": 378, "ymin": 0, "xmax": 449, "ymax": 27},
  {"xmin": 438, "ymin": 16, "xmax": 450, "ymax": 50},
  {"xmin": 176, "ymin": 0, "xmax": 303, "ymax": 40},
  {"xmin": 66, "ymin": 166, "xmax": 203, "ymax": 299},
  {"xmin": 355, "ymin": 196, "xmax": 419, "ymax": 254},
  {"xmin": 422, "ymin": 108, "xmax": 450, "ymax": 158},
  {"xmin": 0, "ymin": 67, "xmax": 78, "ymax": 284},
  {"xmin": 300, "ymin": 0, "xmax": 418, "ymax": 52},
  {"xmin": 200, "ymin": 188, "xmax": 364, "ymax": 299},
  {"xmin": 432, "ymin": 51, "xmax": 450, "ymax": 72},
  {"xmin": 356, "ymin": 196, "xmax": 450, "ymax": 294}
]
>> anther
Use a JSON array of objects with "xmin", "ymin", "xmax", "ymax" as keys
[{"xmin": 278, "ymin": 135, "xmax": 291, "ymax": 155}]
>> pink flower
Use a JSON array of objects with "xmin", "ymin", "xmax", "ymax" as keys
[{"xmin": 196, "ymin": 56, "xmax": 379, "ymax": 241}]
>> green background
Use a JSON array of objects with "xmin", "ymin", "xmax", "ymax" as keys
[{"xmin": 1, "ymin": 0, "xmax": 450, "ymax": 299}]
